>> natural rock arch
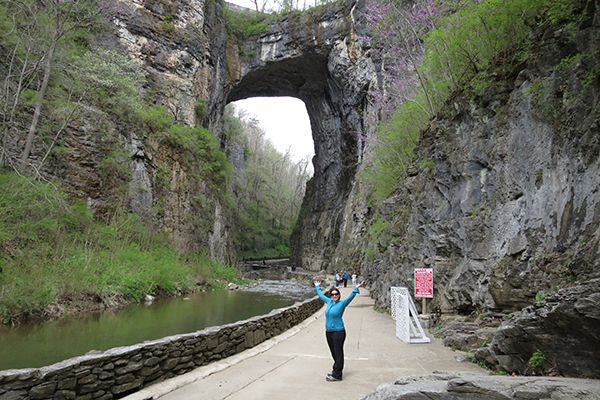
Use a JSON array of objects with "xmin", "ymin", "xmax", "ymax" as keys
[
  {"xmin": 224, "ymin": 3, "xmax": 379, "ymax": 270},
  {"xmin": 111, "ymin": 0, "xmax": 379, "ymax": 269}
]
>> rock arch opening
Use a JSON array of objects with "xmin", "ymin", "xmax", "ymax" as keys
[
  {"xmin": 220, "ymin": 0, "xmax": 377, "ymax": 270},
  {"xmin": 231, "ymin": 97, "xmax": 314, "ymax": 164}
]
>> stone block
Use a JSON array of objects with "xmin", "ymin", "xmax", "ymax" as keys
[
  {"xmin": 140, "ymin": 365, "xmax": 160, "ymax": 377},
  {"xmin": 115, "ymin": 374, "xmax": 135, "ymax": 385},
  {"xmin": 244, "ymin": 331, "xmax": 254, "ymax": 348},
  {"xmin": 179, "ymin": 355, "xmax": 193, "ymax": 364},
  {"xmin": 29, "ymin": 382, "xmax": 57, "ymax": 400},
  {"xmin": 194, "ymin": 340, "xmax": 208, "ymax": 352},
  {"xmin": 171, "ymin": 351, "xmax": 182, "ymax": 359},
  {"xmin": 115, "ymin": 362, "xmax": 142, "ymax": 375},
  {"xmin": 0, "ymin": 390, "xmax": 28, "ymax": 400},
  {"xmin": 79, "ymin": 380, "xmax": 114, "ymax": 395},
  {"xmin": 130, "ymin": 354, "xmax": 142, "ymax": 362},
  {"xmin": 214, "ymin": 342, "xmax": 228, "ymax": 354},
  {"xmin": 229, "ymin": 326, "xmax": 247, "ymax": 339},
  {"xmin": 254, "ymin": 330, "xmax": 266, "ymax": 344},
  {"xmin": 78, "ymin": 374, "xmax": 98, "ymax": 385},
  {"xmin": 54, "ymin": 389, "xmax": 76, "ymax": 400},
  {"xmin": 143, "ymin": 357, "xmax": 160, "ymax": 367},
  {"xmin": 173, "ymin": 362, "xmax": 194, "ymax": 372},
  {"xmin": 73, "ymin": 367, "xmax": 92, "ymax": 377},
  {"xmin": 144, "ymin": 371, "xmax": 165, "ymax": 383},
  {"xmin": 98, "ymin": 371, "xmax": 113, "ymax": 380},
  {"xmin": 102, "ymin": 363, "xmax": 114, "ymax": 371},
  {"xmin": 208, "ymin": 336, "xmax": 219, "ymax": 350},
  {"xmin": 111, "ymin": 377, "xmax": 143, "ymax": 395},
  {"xmin": 58, "ymin": 378, "xmax": 77, "ymax": 390},
  {"xmin": 162, "ymin": 358, "xmax": 179, "ymax": 370}
]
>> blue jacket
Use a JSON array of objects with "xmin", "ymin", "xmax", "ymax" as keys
[{"xmin": 316, "ymin": 285, "xmax": 359, "ymax": 332}]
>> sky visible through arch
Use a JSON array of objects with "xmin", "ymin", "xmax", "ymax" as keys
[
  {"xmin": 232, "ymin": 97, "xmax": 314, "ymax": 163},
  {"xmin": 225, "ymin": 0, "xmax": 316, "ymax": 164}
]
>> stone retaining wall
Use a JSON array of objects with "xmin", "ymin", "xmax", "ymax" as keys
[{"xmin": 0, "ymin": 293, "xmax": 325, "ymax": 400}]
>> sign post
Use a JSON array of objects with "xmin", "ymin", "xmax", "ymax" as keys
[{"xmin": 414, "ymin": 268, "xmax": 433, "ymax": 314}]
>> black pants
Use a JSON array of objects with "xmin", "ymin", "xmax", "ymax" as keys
[{"xmin": 326, "ymin": 330, "xmax": 346, "ymax": 379}]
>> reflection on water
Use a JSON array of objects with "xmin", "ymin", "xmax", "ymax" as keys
[{"xmin": 0, "ymin": 280, "xmax": 314, "ymax": 371}]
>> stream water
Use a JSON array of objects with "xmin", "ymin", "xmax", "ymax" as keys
[{"xmin": 0, "ymin": 280, "xmax": 315, "ymax": 371}]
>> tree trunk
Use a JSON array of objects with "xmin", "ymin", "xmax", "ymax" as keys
[{"xmin": 20, "ymin": 38, "xmax": 57, "ymax": 172}]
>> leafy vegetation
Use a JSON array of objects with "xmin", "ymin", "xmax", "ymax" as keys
[
  {"xmin": 0, "ymin": 171, "xmax": 245, "ymax": 325},
  {"xmin": 0, "ymin": 0, "xmax": 146, "ymax": 174},
  {"xmin": 222, "ymin": 7, "xmax": 271, "ymax": 45},
  {"xmin": 221, "ymin": 0, "xmax": 344, "ymax": 47},
  {"xmin": 361, "ymin": 0, "xmax": 585, "ymax": 206},
  {"xmin": 529, "ymin": 349, "xmax": 546, "ymax": 369}
]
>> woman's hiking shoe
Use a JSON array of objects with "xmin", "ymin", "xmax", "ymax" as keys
[{"xmin": 326, "ymin": 374, "xmax": 342, "ymax": 382}]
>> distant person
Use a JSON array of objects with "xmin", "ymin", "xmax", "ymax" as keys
[
  {"xmin": 314, "ymin": 279, "xmax": 365, "ymax": 382},
  {"xmin": 334, "ymin": 272, "xmax": 341, "ymax": 287},
  {"xmin": 343, "ymin": 271, "xmax": 349, "ymax": 287},
  {"xmin": 351, "ymin": 272, "xmax": 357, "ymax": 287}
]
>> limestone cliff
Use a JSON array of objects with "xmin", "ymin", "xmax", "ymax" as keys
[
  {"xmin": 336, "ymin": 1, "xmax": 600, "ymax": 377},
  {"xmin": 28, "ymin": 0, "xmax": 377, "ymax": 267},
  {"xmin": 109, "ymin": 0, "xmax": 379, "ymax": 269},
  {"xmin": 226, "ymin": 2, "xmax": 379, "ymax": 271}
]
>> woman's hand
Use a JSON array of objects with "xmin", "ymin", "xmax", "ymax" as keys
[
  {"xmin": 356, "ymin": 280, "xmax": 365, "ymax": 288},
  {"xmin": 314, "ymin": 280, "xmax": 321, "ymax": 287}
]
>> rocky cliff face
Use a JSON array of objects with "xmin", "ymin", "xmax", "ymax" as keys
[
  {"xmin": 336, "ymin": 1, "xmax": 600, "ymax": 377},
  {"xmin": 226, "ymin": 2, "xmax": 379, "ymax": 271},
  {"xmin": 44, "ymin": 0, "xmax": 377, "ymax": 264},
  {"xmin": 39, "ymin": 0, "xmax": 237, "ymax": 263},
  {"xmin": 107, "ymin": 0, "xmax": 379, "ymax": 269}
]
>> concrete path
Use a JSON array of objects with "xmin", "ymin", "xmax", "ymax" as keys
[{"xmin": 125, "ymin": 286, "xmax": 486, "ymax": 400}]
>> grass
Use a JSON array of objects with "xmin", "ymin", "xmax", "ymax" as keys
[{"xmin": 0, "ymin": 170, "xmax": 243, "ymax": 325}]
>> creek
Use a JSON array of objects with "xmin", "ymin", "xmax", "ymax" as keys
[{"xmin": 0, "ymin": 279, "xmax": 315, "ymax": 371}]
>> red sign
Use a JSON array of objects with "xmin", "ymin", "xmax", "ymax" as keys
[{"xmin": 414, "ymin": 268, "xmax": 433, "ymax": 298}]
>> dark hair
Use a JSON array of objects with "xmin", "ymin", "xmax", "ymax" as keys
[{"xmin": 331, "ymin": 289, "xmax": 340, "ymax": 295}]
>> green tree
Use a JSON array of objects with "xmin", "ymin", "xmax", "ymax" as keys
[
  {"xmin": 229, "ymin": 105, "xmax": 311, "ymax": 259},
  {"xmin": 0, "ymin": 0, "xmax": 108, "ymax": 173},
  {"xmin": 361, "ymin": 0, "xmax": 583, "ymax": 204},
  {"xmin": 36, "ymin": 49, "xmax": 146, "ymax": 172}
]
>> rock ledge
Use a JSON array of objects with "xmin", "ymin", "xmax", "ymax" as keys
[{"xmin": 362, "ymin": 371, "xmax": 600, "ymax": 400}]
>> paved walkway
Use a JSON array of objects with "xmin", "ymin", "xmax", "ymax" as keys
[{"xmin": 125, "ymin": 286, "xmax": 486, "ymax": 400}]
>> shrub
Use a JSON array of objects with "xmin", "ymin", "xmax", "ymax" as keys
[
  {"xmin": 0, "ymin": 171, "xmax": 217, "ymax": 324},
  {"xmin": 529, "ymin": 349, "xmax": 546, "ymax": 369}
]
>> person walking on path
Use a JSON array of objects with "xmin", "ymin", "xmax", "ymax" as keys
[
  {"xmin": 314, "ymin": 279, "xmax": 365, "ymax": 382},
  {"xmin": 343, "ymin": 271, "xmax": 349, "ymax": 287},
  {"xmin": 351, "ymin": 272, "xmax": 357, "ymax": 287}
]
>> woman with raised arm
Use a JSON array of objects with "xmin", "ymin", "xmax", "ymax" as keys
[{"xmin": 314, "ymin": 279, "xmax": 365, "ymax": 382}]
